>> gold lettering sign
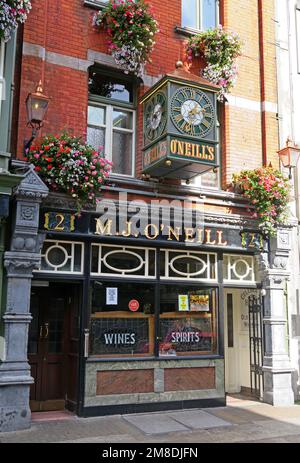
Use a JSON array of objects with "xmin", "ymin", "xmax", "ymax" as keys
[
  {"xmin": 170, "ymin": 139, "xmax": 215, "ymax": 161},
  {"xmin": 94, "ymin": 219, "xmax": 229, "ymax": 246},
  {"xmin": 144, "ymin": 140, "xmax": 168, "ymax": 167}
]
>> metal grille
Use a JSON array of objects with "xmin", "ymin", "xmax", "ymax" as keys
[{"xmin": 248, "ymin": 295, "xmax": 264, "ymax": 399}]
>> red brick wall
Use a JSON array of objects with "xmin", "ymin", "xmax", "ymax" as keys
[{"xmin": 16, "ymin": 0, "xmax": 279, "ymax": 190}]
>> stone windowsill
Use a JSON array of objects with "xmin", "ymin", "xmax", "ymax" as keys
[
  {"xmin": 83, "ymin": 0, "xmax": 108, "ymax": 9},
  {"xmin": 174, "ymin": 26, "xmax": 202, "ymax": 37}
]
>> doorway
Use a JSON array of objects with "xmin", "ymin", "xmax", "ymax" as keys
[
  {"xmin": 28, "ymin": 283, "xmax": 80, "ymax": 412},
  {"xmin": 224, "ymin": 289, "xmax": 258, "ymax": 394}
]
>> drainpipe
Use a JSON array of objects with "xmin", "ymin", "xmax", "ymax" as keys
[{"xmin": 258, "ymin": 0, "xmax": 268, "ymax": 166}]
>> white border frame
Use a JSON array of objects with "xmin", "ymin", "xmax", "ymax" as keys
[
  {"xmin": 161, "ymin": 249, "xmax": 218, "ymax": 282},
  {"xmin": 35, "ymin": 240, "xmax": 85, "ymax": 274},
  {"xmin": 223, "ymin": 254, "xmax": 257, "ymax": 285},
  {"xmin": 91, "ymin": 243, "xmax": 157, "ymax": 278}
]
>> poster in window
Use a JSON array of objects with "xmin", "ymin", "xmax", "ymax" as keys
[
  {"xmin": 178, "ymin": 295, "xmax": 189, "ymax": 311},
  {"xmin": 106, "ymin": 287, "xmax": 118, "ymax": 305},
  {"xmin": 189, "ymin": 294, "xmax": 210, "ymax": 312}
]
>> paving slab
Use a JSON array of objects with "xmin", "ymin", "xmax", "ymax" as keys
[
  {"xmin": 206, "ymin": 407, "xmax": 268, "ymax": 424},
  {"xmin": 168, "ymin": 410, "xmax": 232, "ymax": 429},
  {"xmin": 122, "ymin": 413, "xmax": 189, "ymax": 435}
]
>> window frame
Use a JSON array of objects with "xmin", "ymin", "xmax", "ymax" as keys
[
  {"xmin": 88, "ymin": 245, "xmax": 221, "ymax": 359},
  {"xmin": 181, "ymin": 0, "xmax": 219, "ymax": 33},
  {"xmin": 88, "ymin": 101, "xmax": 136, "ymax": 177},
  {"xmin": 88, "ymin": 68, "xmax": 137, "ymax": 178}
]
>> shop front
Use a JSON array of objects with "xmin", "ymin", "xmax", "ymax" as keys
[{"xmin": 28, "ymin": 199, "xmax": 265, "ymax": 416}]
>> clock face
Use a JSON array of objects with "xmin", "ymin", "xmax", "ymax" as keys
[
  {"xmin": 171, "ymin": 87, "xmax": 215, "ymax": 137},
  {"xmin": 144, "ymin": 92, "xmax": 167, "ymax": 142}
]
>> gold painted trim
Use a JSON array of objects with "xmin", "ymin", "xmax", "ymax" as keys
[
  {"xmin": 140, "ymin": 78, "xmax": 218, "ymax": 104},
  {"xmin": 70, "ymin": 214, "xmax": 75, "ymax": 232},
  {"xmin": 44, "ymin": 213, "xmax": 49, "ymax": 230}
]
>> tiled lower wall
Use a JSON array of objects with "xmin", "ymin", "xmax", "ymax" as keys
[{"xmin": 84, "ymin": 358, "xmax": 225, "ymax": 407}]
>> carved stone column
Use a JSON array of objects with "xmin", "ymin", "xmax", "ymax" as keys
[
  {"xmin": 0, "ymin": 166, "xmax": 48, "ymax": 432},
  {"xmin": 259, "ymin": 228, "xmax": 295, "ymax": 406}
]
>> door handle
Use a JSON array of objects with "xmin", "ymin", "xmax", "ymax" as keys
[
  {"xmin": 39, "ymin": 323, "xmax": 49, "ymax": 339},
  {"xmin": 84, "ymin": 329, "xmax": 89, "ymax": 358}
]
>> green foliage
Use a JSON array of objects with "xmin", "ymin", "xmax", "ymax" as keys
[
  {"xmin": 25, "ymin": 133, "xmax": 112, "ymax": 212},
  {"xmin": 232, "ymin": 167, "xmax": 291, "ymax": 236},
  {"xmin": 186, "ymin": 26, "xmax": 242, "ymax": 100},
  {"xmin": 93, "ymin": 0, "xmax": 159, "ymax": 76}
]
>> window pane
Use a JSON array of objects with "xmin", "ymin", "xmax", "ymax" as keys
[
  {"xmin": 89, "ymin": 67, "xmax": 134, "ymax": 103},
  {"xmin": 113, "ymin": 110, "xmax": 133, "ymax": 129},
  {"xmin": 89, "ymin": 281, "xmax": 155, "ymax": 357},
  {"xmin": 88, "ymin": 105, "xmax": 106, "ymax": 126},
  {"xmin": 87, "ymin": 126, "xmax": 105, "ymax": 151},
  {"xmin": 202, "ymin": 0, "xmax": 217, "ymax": 30},
  {"xmin": 159, "ymin": 285, "xmax": 218, "ymax": 357},
  {"xmin": 182, "ymin": 0, "xmax": 198, "ymax": 29},
  {"xmin": 112, "ymin": 131, "xmax": 133, "ymax": 175}
]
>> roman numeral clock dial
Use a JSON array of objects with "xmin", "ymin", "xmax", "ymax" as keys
[
  {"xmin": 144, "ymin": 92, "xmax": 167, "ymax": 143},
  {"xmin": 171, "ymin": 87, "xmax": 215, "ymax": 138}
]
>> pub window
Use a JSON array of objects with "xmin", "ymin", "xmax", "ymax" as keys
[
  {"xmin": 91, "ymin": 244, "xmax": 156, "ymax": 278},
  {"xmin": 160, "ymin": 249, "xmax": 217, "ymax": 281},
  {"xmin": 223, "ymin": 254, "xmax": 257, "ymax": 284},
  {"xmin": 88, "ymin": 246, "xmax": 219, "ymax": 359},
  {"xmin": 88, "ymin": 67, "xmax": 136, "ymax": 177},
  {"xmin": 182, "ymin": 0, "xmax": 218, "ymax": 32},
  {"xmin": 159, "ymin": 285, "xmax": 218, "ymax": 357},
  {"xmin": 36, "ymin": 240, "xmax": 84, "ymax": 274},
  {"xmin": 89, "ymin": 281, "xmax": 155, "ymax": 357}
]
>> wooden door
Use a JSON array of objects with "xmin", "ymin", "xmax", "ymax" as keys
[{"xmin": 28, "ymin": 286, "xmax": 79, "ymax": 412}]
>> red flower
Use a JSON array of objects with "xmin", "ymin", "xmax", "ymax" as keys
[{"xmin": 47, "ymin": 164, "xmax": 53, "ymax": 170}]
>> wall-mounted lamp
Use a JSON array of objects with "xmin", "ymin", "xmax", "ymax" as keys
[
  {"xmin": 278, "ymin": 138, "xmax": 300, "ymax": 179},
  {"xmin": 24, "ymin": 80, "xmax": 50, "ymax": 152}
]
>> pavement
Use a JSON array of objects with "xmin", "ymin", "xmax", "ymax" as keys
[{"xmin": 1, "ymin": 395, "xmax": 300, "ymax": 443}]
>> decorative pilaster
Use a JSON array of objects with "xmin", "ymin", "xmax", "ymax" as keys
[
  {"xmin": 0, "ymin": 166, "xmax": 48, "ymax": 432},
  {"xmin": 259, "ymin": 228, "xmax": 295, "ymax": 406}
]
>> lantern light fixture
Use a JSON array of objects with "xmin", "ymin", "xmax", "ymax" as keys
[
  {"xmin": 278, "ymin": 138, "xmax": 300, "ymax": 179},
  {"xmin": 24, "ymin": 81, "xmax": 50, "ymax": 152}
]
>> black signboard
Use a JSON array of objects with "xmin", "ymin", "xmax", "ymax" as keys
[{"xmin": 40, "ymin": 206, "xmax": 267, "ymax": 252}]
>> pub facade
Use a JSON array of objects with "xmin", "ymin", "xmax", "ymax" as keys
[{"xmin": 0, "ymin": 0, "xmax": 296, "ymax": 431}]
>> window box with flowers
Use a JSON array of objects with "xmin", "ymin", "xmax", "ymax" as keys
[
  {"xmin": 93, "ymin": 0, "xmax": 159, "ymax": 77},
  {"xmin": 25, "ymin": 133, "xmax": 112, "ymax": 212},
  {"xmin": 185, "ymin": 25, "xmax": 242, "ymax": 101},
  {"xmin": 232, "ymin": 167, "xmax": 291, "ymax": 237},
  {"xmin": 0, "ymin": 0, "xmax": 31, "ymax": 42}
]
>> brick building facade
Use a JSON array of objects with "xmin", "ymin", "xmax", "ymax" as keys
[{"xmin": 0, "ymin": 0, "xmax": 297, "ymax": 432}]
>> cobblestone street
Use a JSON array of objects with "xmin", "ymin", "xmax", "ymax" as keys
[{"xmin": 1, "ymin": 396, "xmax": 300, "ymax": 443}]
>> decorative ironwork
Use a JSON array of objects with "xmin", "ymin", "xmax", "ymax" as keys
[{"xmin": 248, "ymin": 294, "xmax": 264, "ymax": 399}]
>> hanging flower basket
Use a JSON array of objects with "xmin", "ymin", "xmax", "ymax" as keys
[
  {"xmin": 93, "ymin": 0, "xmax": 159, "ymax": 77},
  {"xmin": 186, "ymin": 26, "xmax": 242, "ymax": 101},
  {"xmin": 25, "ymin": 133, "xmax": 113, "ymax": 212},
  {"xmin": 232, "ymin": 167, "xmax": 291, "ymax": 236},
  {"xmin": 0, "ymin": 0, "xmax": 31, "ymax": 42}
]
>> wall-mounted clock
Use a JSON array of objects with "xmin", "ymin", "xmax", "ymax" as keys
[
  {"xmin": 170, "ymin": 86, "xmax": 215, "ymax": 137},
  {"xmin": 144, "ymin": 92, "xmax": 167, "ymax": 143}
]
